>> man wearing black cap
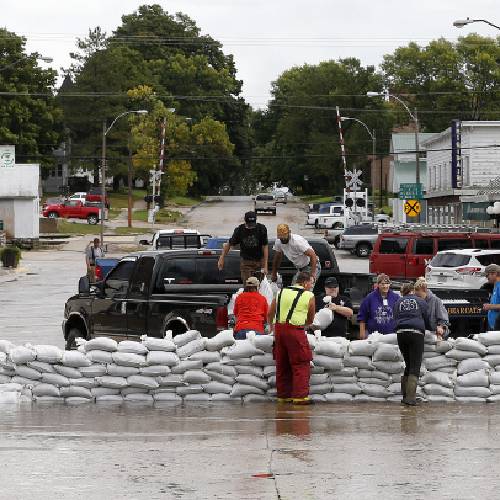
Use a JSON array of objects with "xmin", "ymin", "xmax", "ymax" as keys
[
  {"xmin": 218, "ymin": 211, "xmax": 269, "ymax": 283},
  {"xmin": 315, "ymin": 277, "xmax": 353, "ymax": 337}
]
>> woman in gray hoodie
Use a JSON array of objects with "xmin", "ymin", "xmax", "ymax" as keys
[{"xmin": 414, "ymin": 277, "xmax": 449, "ymax": 338}]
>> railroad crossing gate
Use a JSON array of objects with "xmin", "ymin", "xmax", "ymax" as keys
[{"xmin": 404, "ymin": 199, "xmax": 421, "ymax": 217}]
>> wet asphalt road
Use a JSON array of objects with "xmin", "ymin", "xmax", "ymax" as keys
[{"xmin": 1, "ymin": 401, "xmax": 500, "ymax": 499}]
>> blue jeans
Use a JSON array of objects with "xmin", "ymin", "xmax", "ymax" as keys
[{"xmin": 234, "ymin": 329, "xmax": 264, "ymax": 340}]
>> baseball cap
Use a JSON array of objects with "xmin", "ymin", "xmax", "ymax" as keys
[
  {"xmin": 244, "ymin": 211, "xmax": 257, "ymax": 225},
  {"xmin": 484, "ymin": 264, "xmax": 500, "ymax": 275},
  {"xmin": 324, "ymin": 277, "xmax": 339, "ymax": 288},
  {"xmin": 277, "ymin": 223, "xmax": 290, "ymax": 238},
  {"xmin": 245, "ymin": 276, "xmax": 260, "ymax": 287}
]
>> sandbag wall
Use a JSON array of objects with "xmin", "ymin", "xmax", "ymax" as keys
[{"xmin": 1, "ymin": 330, "xmax": 500, "ymax": 404}]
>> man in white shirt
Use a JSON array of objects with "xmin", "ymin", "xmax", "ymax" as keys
[
  {"xmin": 271, "ymin": 224, "xmax": 320, "ymax": 284},
  {"xmin": 85, "ymin": 238, "xmax": 105, "ymax": 283}
]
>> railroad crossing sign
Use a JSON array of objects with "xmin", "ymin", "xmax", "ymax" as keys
[
  {"xmin": 404, "ymin": 199, "xmax": 421, "ymax": 217},
  {"xmin": 345, "ymin": 169, "xmax": 363, "ymax": 190}
]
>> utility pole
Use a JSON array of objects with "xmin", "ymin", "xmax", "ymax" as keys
[
  {"xmin": 414, "ymin": 108, "xmax": 420, "ymax": 185},
  {"xmin": 127, "ymin": 133, "xmax": 133, "ymax": 228},
  {"xmin": 100, "ymin": 120, "xmax": 106, "ymax": 245}
]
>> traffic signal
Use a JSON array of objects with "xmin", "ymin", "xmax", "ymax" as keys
[
  {"xmin": 345, "ymin": 197, "xmax": 353, "ymax": 208},
  {"xmin": 144, "ymin": 195, "xmax": 153, "ymax": 203},
  {"xmin": 144, "ymin": 195, "xmax": 163, "ymax": 203}
]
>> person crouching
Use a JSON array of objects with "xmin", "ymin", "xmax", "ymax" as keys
[
  {"xmin": 268, "ymin": 271, "xmax": 316, "ymax": 405},
  {"xmin": 394, "ymin": 282, "xmax": 431, "ymax": 406},
  {"xmin": 233, "ymin": 276, "xmax": 269, "ymax": 339}
]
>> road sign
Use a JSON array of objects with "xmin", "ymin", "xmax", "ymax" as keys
[
  {"xmin": 404, "ymin": 199, "xmax": 421, "ymax": 217},
  {"xmin": 399, "ymin": 183, "xmax": 423, "ymax": 200},
  {"xmin": 345, "ymin": 169, "xmax": 363, "ymax": 190}
]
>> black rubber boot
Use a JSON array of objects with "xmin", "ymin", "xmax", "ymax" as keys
[
  {"xmin": 400, "ymin": 376, "xmax": 408, "ymax": 403},
  {"xmin": 403, "ymin": 375, "xmax": 418, "ymax": 406}
]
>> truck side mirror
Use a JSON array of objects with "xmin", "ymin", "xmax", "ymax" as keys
[
  {"xmin": 139, "ymin": 239, "xmax": 151, "ymax": 246},
  {"xmin": 78, "ymin": 276, "xmax": 90, "ymax": 295}
]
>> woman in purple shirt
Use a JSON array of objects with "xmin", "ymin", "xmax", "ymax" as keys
[{"xmin": 357, "ymin": 274, "xmax": 399, "ymax": 339}]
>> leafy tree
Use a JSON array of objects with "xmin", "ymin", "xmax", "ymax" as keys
[{"xmin": 0, "ymin": 28, "xmax": 64, "ymax": 173}]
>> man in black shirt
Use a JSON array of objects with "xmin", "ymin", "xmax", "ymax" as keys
[
  {"xmin": 218, "ymin": 211, "xmax": 269, "ymax": 283},
  {"xmin": 315, "ymin": 277, "xmax": 353, "ymax": 337}
]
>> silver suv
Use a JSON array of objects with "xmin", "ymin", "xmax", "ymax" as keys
[
  {"xmin": 339, "ymin": 224, "xmax": 379, "ymax": 257},
  {"xmin": 254, "ymin": 194, "xmax": 276, "ymax": 215}
]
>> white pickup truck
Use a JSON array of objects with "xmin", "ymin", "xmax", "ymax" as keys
[{"xmin": 307, "ymin": 204, "xmax": 344, "ymax": 226}]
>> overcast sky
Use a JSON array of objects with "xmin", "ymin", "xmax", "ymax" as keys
[{"xmin": 3, "ymin": 0, "xmax": 499, "ymax": 108}]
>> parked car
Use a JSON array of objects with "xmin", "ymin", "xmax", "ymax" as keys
[
  {"xmin": 254, "ymin": 193, "xmax": 276, "ymax": 215},
  {"xmin": 369, "ymin": 229, "xmax": 500, "ymax": 280},
  {"xmin": 68, "ymin": 192, "xmax": 87, "ymax": 204},
  {"xmin": 85, "ymin": 187, "xmax": 110, "ymax": 209},
  {"xmin": 140, "ymin": 229, "xmax": 211, "ymax": 250},
  {"xmin": 425, "ymin": 249, "xmax": 500, "ymax": 289},
  {"xmin": 272, "ymin": 190, "xmax": 287, "ymax": 204},
  {"xmin": 42, "ymin": 200, "xmax": 101, "ymax": 225},
  {"xmin": 339, "ymin": 224, "xmax": 379, "ymax": 257},
  {"xmin": 307, "ymin": 203, "xmax": 344, "ymax": 226},
  {"xmin": 374, "ymin": 213, "xmax": 390, "ymax": 223}
]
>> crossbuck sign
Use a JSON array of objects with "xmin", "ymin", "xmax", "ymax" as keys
[{"xmin": 345, "ymin": 169, "xmax": 363, "ymax": 191}]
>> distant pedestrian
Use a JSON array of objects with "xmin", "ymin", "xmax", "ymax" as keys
[
  {"xmin": 271, "ymin": 224, "xmax": 320, "ymax": 284},
  {"xmin": 233, "ymin": 276, "xmax": 269, "ymax": 339},
  {"xmin": 315, "ymin": 277, "xmax": 353, "ymax": 337},
  {"xmin": 414, "ymin": 276, "xmax": 449, "ymax": 338},
  {"xmin": 85, "ymin": 238, "xmax": 104, "ymax": 283},
  {"xmin": 394, "ymin": 282, "xmax": 431, "ymax": 406},
  {"xmin": 357, "ymin": 273, "xmax": 399, "ymax": 339},
  {"xmin": 268, "ymin": 271, "xmax": 316, "ymax": 405},
  {"xmin": 218, "ymin": 211, "xmax": 268, "ymax": 283},
  {"xmin": 482, "ymin": 264, "xmax": 500, "ymax": 330}
]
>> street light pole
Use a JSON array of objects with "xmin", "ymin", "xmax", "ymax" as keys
[{"xmin": 453, "ymin": 18, "xmax": 500, "ymax": 30}]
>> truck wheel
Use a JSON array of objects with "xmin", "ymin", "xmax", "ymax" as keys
[
  {"xmin": 87, "ymin": 214, "xmax": 98, "ymax": 225},
  {"xmin": 356, "ymin": 243, "xmax": 372, "ymax": 258},
  {"xmin": 48, "ymin": 212, "xmax": 58, "ymax": 219},
  {"xmin": 66, "ymin": 327, "xmax": 83, "ymax": 350}
]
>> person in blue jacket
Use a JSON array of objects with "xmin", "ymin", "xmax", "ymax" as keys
[
  {"xmin": 357, "ymin": 274, "xmax": 399, "ymax": 339},
  {"xmin": 394, "ymin": 282, "xmax": 431, "ymax": 406}
]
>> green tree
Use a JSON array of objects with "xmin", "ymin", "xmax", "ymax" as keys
[{"xmin": 0, "ymin": 28, "xmax": 64, "ymax": 173}]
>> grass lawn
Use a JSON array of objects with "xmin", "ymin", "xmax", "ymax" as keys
[
  {"xmin": 300, "ymin": 195, "xmax": 334, "ymax": 203},
  {"xmin": 57, "ymin": 220, "xmax": 100, "ymax": 235},
  {"xmin": 108, "ymin": 189, "xmax": 147, "ymax": 209},
  {"xmin": 165, "ymin": 195, "xmax": 202, "ymax": 207},
  {"xmin": 133, "ymin": 208, "xmax": 183, "ymax": 224},
  {"xmin": 114, "ymin": 226, "xmax": 153, "ymax": 235}
]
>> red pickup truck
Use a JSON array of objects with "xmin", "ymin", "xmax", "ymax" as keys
[
  {"xmin": 85, "ymin": 188, "xmax": 110, "ymax": 208},
  {"xmin": 42, "ymin": 200, "xmax": 100, "ymax": 225}
]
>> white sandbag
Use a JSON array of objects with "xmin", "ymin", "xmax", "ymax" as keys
[
  {"xmin": 86, "ymin": 350, "xmax": 113, "ymax": 364},
  {"xmin": 95, "ymin": 395, "xmax": 123, "ymax": 404},
  {"xmin": 263, "ymin": 366, "xmax": 276, "ymax": 377},
  {"xmin": 349, "ymin": 340, "xmax": 377, "ymax": 357},
  {"xmin": 127, "ymin": 375, "xmax": 159, "ymax": 390},
  {"xmin": 9, "ymin": 346, "xmax": 36, "ymax": 364},
  {"xmin": 454, "ymin": 386, "xmax": 491, "ymax": 398},
  {"xmin": 204, "ymin": 363, "xmax": 237, "ymax": 377},
  {"xmin": 315, "ymin": 340, "xmax": 345, "ymax": 357},
  {"xmin": 310, "ymin": 383, "xmax": 332, "ymax": 394},
  {"xmin": 140, "ymin": 365, "xmax": 170, "ymax": 377},
  {"xmin": 309, "ymin": 394, "xmax": 326, "ymax": 403},
  {"xmin": 490, "ymin": 372, "xmax": 500, "ymax": 385},
  {"xmin": 310, "ymin": 373, "xmax": 330, "ymax": 385},
  {"xmin": 372, "ymin": 361, "xmax": 403, "ymax": 374},
  {"xmin": 230, "ymin": 383, "xmax": 264, "ymax": 397},
  {"xmin": 112, "ymin": 352, "xmax": 146, "ymax": 368},
  {"xmin": 33, "ymin": 345, "xmax": 63, "ymax": 363},
  {"xmin": 267, "ymin": 388, "xmax": 277, "ymax": 397},
  {"xmin": 343, "ymin": 355, "xmax": 372, "ymax": 369},
  {"xmin": 65, "ymin": 397, "xmax": 92, "ymax": 405},
  {"xmin": 424, "ymin": 344, "xmax": 437, "ymax": 352},
  {"xmin": 189, "ymin": 350, "xmax": 221, "ymax": 364},
  {"xmin": 488, "ymin": 394, "xmax": 500, "ymax": 403},
  {"xmin": 387, "ymin": 383, "xmax": 402, "ymax": 395},
  {"xmin": 183, "ymin": 370, "xmax": 211, "ymax": 385},
  {"xmin": 106, "ymin": 364, "xmax": 139, "ymax": 377},
  {"xmin": 227, "ymin": 289, "xmax": 243, "ymax": 316},
  {"xmin": 184, "ymin": 393, "xmax": 211, "ymax": 402},
  {"xmin": 205, "ymin": 330, "xmax": 235, "ymax": 351},
  {"xmin": 311, "ymin": 366, "xmax": 325, "ymax": 374},
  {"xmin": 424, "ymin": 331, "xmax": 438, "ymax": 344},
  {"xmin": 483, "ymin": 355, "xmax": 500, "ymax": 367},
  {"xmin": 176, "ymin": 385, "xmax": 203, "ymax": 396},
  {"xmin": 325, "ymin": 393, "xmax": 353, "ymax": 402},
  {"xmin": 124, "ymin": 393, "xmax": 154, "ymax": 404},
  {"xmin": 0, "ymin": 375, "xmax": 12, "ymax": 384},
  {"xmin": 173, "ymin": 330, "xmax": 201, "ymax": 347},
  {"xmin": 171, "ymin": 360, "xmax": 203, "ymax": 373},
  {"xmin": 26, "ymin": 361, "xmax": 55, "ymax": 373},
  {"xmin": 235, "ymin": 374, "xmax": 268, "ymax": 391},
  {"xmin": 456, "ymin": 370, "xmax": 490, "ymax": 388},
  {"xmin": 372, "ymin": 333, "xmax": 398, "ymax": 344},
  {"xmin": 436, "ymin": 340, "xmax": 454, "ymax": 353},
  {"xmin": 234, "ymin": 365, "xmax": 263, "ymax": 377},
  {"xmin": 11, "ymin": 376, "xmax": 37, "ymax": 386},
  {"xmin": 153, "ymin": 393, "xmax": 182, "ymax": 402},
  {"xmin": 331, "ymin": 376, "xmax": 357, "ymax": 385},
  {"xmin": 177, "ymin": 338, "xmax": 205, "ymax": 359},
  {"xmin": 202, "ymin": 382, "xmax": 233, "ymax": 394},
  {"xmin": 478, "ymin": 331, "xmax": 500, "ymax": 346},
  {"xmin": 60, "ymin": 386, "xmax": 92, "ymax": 399},
  {"xmin": 34, "ymin": 396, "xmax": 64, "ymax": 404},
  {"xmin": 423, "ymin": 352, "xmax": 441, "ymax": 359},
  {"xmin": 117, "ymin": 340, "xmax": 148, "ymax": 355},
  {"xmin": 0, "ymin": 383, "xmax": 22, "ymax": 393},
  {"xmin": 226, "ymin": 340, "xmax": 264, "ymax": 360},
  {"xmin": 205, "ymin": 371, "xmax": 235, "ymax": 385},
  {"xmin": 15, "ymin": 366, "xmax": 42, "ymax": 380},
  {"xmin": 457, "ymin": 358, "xmax": 490, "ymax": 375},
  {"xmin": 446, "ymin": 349, "xmax": 480, "ymax": 361},
  {"xmin": 313, "ymin": 355, "xmax": 343, "ymax": 371},
  {"xmin": 422, "ymin": 371, "xmax": 454, "ymax": 388},
  {"xmin": 41, "ymin": 373, "xmax": 70, "ymax": 387},
  {"xmin": 91, "ymin": 387, "xmax": 120, "ymax": 397},
  {"xmin": 313, "ymin": 308, "xmax": 333, "ymax": 330},
  {"xmin": 424, "ymin": 384, "xmax": 454, "ymax": 397},
  {"xmin": 360, "ymin": 384, "xmax": 390, "ymax": 398},
  {"xmin": 252, "ymin": 335, "xmax": 273, "ymax": 353},
  {"xmin": 80, "ymin": 365, "xmax": 106, "ymax": 377},
  {"xmin": 425, "ymin": 355, "xmax": 457, "ymax": 371},
  {"xmin": 0, "ymin": 340, "xmax": 14, "ymax": 353},
  {"xmin": 357, "ymin": 369, "xmax": 389, "ymax": 381},
  {"xmin": 53, "ymin": 365, "xmax": 82, "ymax": 379},
  {"xmin": 71, "ymin": 378, "xmax": 97, "ymax": 389},
  {"xmin": 333, "ymin": 383, "xmax": 361, "ymax": 395},
  {"xmin": 222, "ymin": 356, "xmax": 253, "ymax": 366},
  {"xmin": 140, "ymin": 335, "xmax": 176, "ymax": 352},
  {"xmin": 157, "ymin": 375, "xmax": 186, "ymax": 387},
  {"xmin": 121, "ymin": 387, "xmax": 149, "ymax": 395},
  {"xmin": 95, "ymin": 376, "xmax": 128, "ymax": 389},
  {"xmin": 267, "ymin": 376, "xmax": 276, "ymax": 387},
  {"xmin": 455, "ymin": 338, "xmax": 487, "ymax": 355},
  {"xmin": 489, "ymin": 384, "xmax": 500, "ymax": 395},
  {"xmin": 84, "ymin": 337, "xmax": 117, "ymax": 352},
  {"xmin": 32, "ymin": 383, "xmax": 60, "ymax": 397},
  {"xmin": 436, "ymin": 366, "xmax": 457, "ymax": 374},
  {"xmin": 487, "ymin": 345, "xmax": 500, "ymax": 355},
  {"xmin": 373, "ymin": 344, "xmax": 402, "ymax": 362},
  {"xmin": 62, "ymin": 351, "xmax": 91, "ymax": 368},
  {"xmin": 427, "ymin": 395, "xmax": 454, "ymax": 403},
  {"xmin": 358, "ymin": 377, "xmax": 389, "ymax": 386},
  {"xmin": 353, "ymin": 394, "xmax": 386, "ymax": 402},
  {"xmin": 145, "ymin": 351, "xmax": 180, "ymax": 368},
  {"xmin": 251, "ymin": 354, "xmax": 275, "ymax": 367}
]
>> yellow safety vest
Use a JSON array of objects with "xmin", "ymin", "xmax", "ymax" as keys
[{"xmin": 275, "ymin": 286, "xmax": 314, "ymax": 326}]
